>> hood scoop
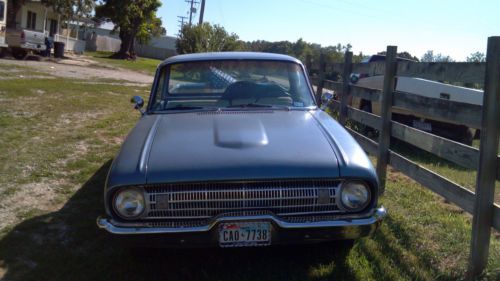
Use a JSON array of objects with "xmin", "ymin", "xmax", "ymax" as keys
[{"xmin": 213, "ymin": 116, "xmax": 269, "ymax": 149}]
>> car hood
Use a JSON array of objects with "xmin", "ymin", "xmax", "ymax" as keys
[{"xmin": 108, "ymin": 110, "xmax": 341, "ymax": 186}]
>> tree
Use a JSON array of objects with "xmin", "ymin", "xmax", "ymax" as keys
[
  {"xmin": 377, "ymin": 51, "xmax": 419, "ymax": 61},
  {"xmin": 292, "ymin": 38, "xmax": 311, "ymax": 62},
  {"xmin": 421, "ymin": 50, "xmax": 455, "ymax": 62},
  {"xmin": 241, "ymin": 39, "xmax": 355, "ymax": 80},
  {"xmin": 96, "ymin": 0, "xmax": 162, "ymax": 59},
  {"xmin": 176, "ymin": 22, "xmax": 242, "ymax": 54},
  {"xmin": 466, "ymin": 51, "xmax": 486, "ymax": 63}
]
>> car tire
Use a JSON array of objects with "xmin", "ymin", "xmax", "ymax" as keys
[
  {"xmin": 460, "ymin": 129, "xmax": 474, "ymax": 146},
  {"xmin": 12, "ymin": 48, "xmax": 27, "ymax": 60},
  {"xmin": 360, "ymin": 104, "xmax": 376, "ymax": 138},
  {"xmin": 0, "ymin": 48, "xmax": 6, "ymax": 58}
]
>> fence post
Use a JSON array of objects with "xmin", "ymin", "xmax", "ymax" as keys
[
  {"xmin": 315, "ymin": 53, "xmax": 326, "ymax": 106},
  {"xmin": 339, "ymin": 51, "xmax": 353, "ymax": 126},
  {"xmin": 467, "ymin": 36, "xmax": 500, "ymax": 279},
  {"xmin": 376, "ymin": 46, "xmax": 397, "ymax": 194}
]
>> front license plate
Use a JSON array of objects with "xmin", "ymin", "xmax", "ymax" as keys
[
  {"xmin": 219, "ymin": 222, "xmax": 271, "ymax": 247},
  {"xmin": 413, "ymin": 120, "xmax": 432, "ymax": 132}
]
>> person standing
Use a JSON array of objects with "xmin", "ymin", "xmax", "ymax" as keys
[{"xmin": 44, "ymin": 36, "xmax": 53, "ymax": 57}]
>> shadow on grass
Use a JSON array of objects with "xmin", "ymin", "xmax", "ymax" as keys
[
  {"xmin": 390, "ymin": 138, "xmax": 470, "ymax": 172},
  {"xmin": 0, "ymin": 160, "xmax": 452, "ymax": 281}
]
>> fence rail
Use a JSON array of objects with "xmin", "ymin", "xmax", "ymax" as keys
[{"xmin": 311, "ymin": 37, "xmax": 500, "ymax": 280}]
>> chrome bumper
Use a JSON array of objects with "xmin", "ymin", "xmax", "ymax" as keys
[{"xmin": 97, "ymin": 207, "xmax": 386, "ymax": 235}]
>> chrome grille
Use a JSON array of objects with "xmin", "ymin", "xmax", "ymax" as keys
[{"xmin": 144, "ymin": 180, "xmax": 341, "ymax": 219}]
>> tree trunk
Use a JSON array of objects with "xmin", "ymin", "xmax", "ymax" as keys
[{"xmin": 114, "ymin": 29, "xmax": 137, "ymax": 60}]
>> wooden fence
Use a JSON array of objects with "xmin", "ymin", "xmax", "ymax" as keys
[{"xmin": 310, "ymin": 36, "xmax": 500, "ymax": 280}]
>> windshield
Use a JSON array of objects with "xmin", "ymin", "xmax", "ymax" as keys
[{"xmin": 150, "ymin": 60, "xmax": 315, "ymax": 111}]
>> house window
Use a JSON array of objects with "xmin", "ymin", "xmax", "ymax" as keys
[{"xmin": 27, "ymin": 11, "xmax": 37, "ymax": 30}]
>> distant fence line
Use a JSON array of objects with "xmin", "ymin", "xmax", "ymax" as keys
[
  {"xmin": 134, "ymin": 44, "xmax": 177, "ymax": 60},
  {"xmin": 54, "ymin": 34, "xmax": 86, "ymax": 54},
  {"xmin": 86, "ymin": 34, "xmax": 121, "ymax": 53},
  {"xmin": 85, "ymin": 34, "xmax": 177, "ymax": 60},
  {"xmin": 310, "ymin": 37, "xmax": 500, "ymax": 280}
]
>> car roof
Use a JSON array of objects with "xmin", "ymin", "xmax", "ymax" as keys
[{"xmin": 159, "ymin": 52, "xmax": 303, "ymax": 67}]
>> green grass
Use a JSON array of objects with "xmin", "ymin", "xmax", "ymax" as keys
[
  {"xmin": 84, "ymin": 51, "xmax": 161, "ymax": 75},
  {"xmin": 0, "ymin": 63, "xmax": 498, "ymax": 280}
]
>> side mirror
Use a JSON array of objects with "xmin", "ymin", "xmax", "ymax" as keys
[
  {"xmin": 320, "ymin": 91, "xmax": 334, "ymax": 110},
  {"xmin": 131, "ymin": 96, "xmax": 145, "ymax": 115}
]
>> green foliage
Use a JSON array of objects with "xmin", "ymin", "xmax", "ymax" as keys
[
  {"xmin": 96, "ymin": 0, "xmax": 162, "ymax": 58},
  {"xmin": 176, "ymin": 22, "xmax": 242, "ymax": 54},
  {"xmin": 245, "ymin": 39, "xmax": 350, "ymax": 63},
  {"xmin": 243, "ymin": 39, "xmax": 359, "ymax": 80},
  {"xmin": 42, "ymin": 0, "xmax": 94, "ymax": 18},
  {"xmin": 466, "ymin": 51, "xmax": 486, "ymax": 63},
  {"xmin": 377, "ymin": 51, "xmax": 419, "ymax": 61},
  {"xmin": 421, "ymin": 50, "xmax": 455, "ymax": 62},
  {"xmin": 85, "ymin": 51, "xmax": 160, "ymax": 75}
]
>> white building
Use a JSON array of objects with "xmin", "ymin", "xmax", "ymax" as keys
[{"xmin": 11, "ymin": 0, "xmax": 86, "ymax": 53}]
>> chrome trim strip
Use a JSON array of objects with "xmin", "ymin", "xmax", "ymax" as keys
[
  {"xmin": 138, "ymin": 116, "xmax": 162, "ymax": 174},
  {"xmin": 97, "ymin": 207, "xmax": 387, "ymax": 235}
]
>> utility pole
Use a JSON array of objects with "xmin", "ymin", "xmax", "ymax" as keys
[
  {"xmin": 198, "ymin": 0, "xmax": 206, "ymax": 25},
  {"xmin": 185, "ymin": 0, "xmax": 199, "ymax": 26},
  {"xmin": 177, "ymin": 15, "xmax": 188, "ymax": 35}
]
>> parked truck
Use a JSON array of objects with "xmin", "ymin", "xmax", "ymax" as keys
[
  {"xmin": 0, "ymin": 0, "xmax": 47, "ymax": 59},
  {"xmin": 350, "ymin": 55, "xmax": 482, "ymax": 145},
  {"xmin": 0, "ymin": 0, "xmax": 6, "ymax": 57}
]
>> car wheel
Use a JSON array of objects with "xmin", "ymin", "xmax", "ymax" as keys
[
  {"xmin": 0, "ymin": 48, "xmax": 6, "ymax": 58},
  {"xmin": 460, "ymin": 129, "xmax": 474, "ymax": 146},
  {"xmin": 447, "ymin": 126, "xmax": 474, "ymax": 146},
  {"xmin": 12, "ymin": 48, "xmax": 27, "ymax": 60},
  {"xmin": 360, "ymin": 104, "xmax": 376, "ymax": 138}
]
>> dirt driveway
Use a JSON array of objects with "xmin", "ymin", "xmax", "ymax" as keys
[{"xmin": 0, "ymin": 57, "xmax": 153, "ymax": 84}]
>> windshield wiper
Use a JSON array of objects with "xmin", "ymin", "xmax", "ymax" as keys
[
  {"xmin": 164, "ymin": 105, "xmax": 206, "ymax": 111},
  {"xmin": 226, "ymin": 103, "xmax": 292, "ymax": 110},
  {"xmin": 227, "ymin": 103, "xmax": 274, "ymax": 108}
]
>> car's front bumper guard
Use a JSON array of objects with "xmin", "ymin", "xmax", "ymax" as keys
[{"xmin": 97, "ymin": 207, "xmax": 387, "ymax": 235}]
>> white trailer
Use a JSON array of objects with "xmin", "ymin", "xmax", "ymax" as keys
[{"xmin": 350, "ymin": 55, "xmax": 483, "ymax": 145}]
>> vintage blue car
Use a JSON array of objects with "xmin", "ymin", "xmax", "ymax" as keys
[{"xmin": 97, "ymin": 52, "xmax": 386, "ymax": 248}]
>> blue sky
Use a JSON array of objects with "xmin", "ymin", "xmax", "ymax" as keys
[{"xmin": 158, "ymin": 0, "xmax": 499, "ymax": 61}]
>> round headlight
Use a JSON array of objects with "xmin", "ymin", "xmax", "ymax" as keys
[
  {"xmin": 113, "ymin": 187, "xmax": 145, "ymax": 219},
  {"xmin": 340, "ymin": 181, "xmax": 371, "ymax": 211}
]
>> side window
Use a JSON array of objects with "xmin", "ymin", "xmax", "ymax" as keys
[
  {"xmin": 0, "ymin": 2, "xmax": 5, "ymax": 22},
  {"xmin": 27, "ymin": 11, "xmax": 36, "ymax": 30}
]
